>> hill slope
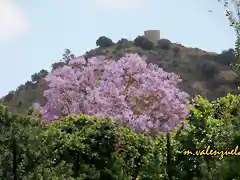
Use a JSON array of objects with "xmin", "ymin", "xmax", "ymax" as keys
[{"xmin": 1, "ymin": 37, "xmax": 238, "ymax": 114}]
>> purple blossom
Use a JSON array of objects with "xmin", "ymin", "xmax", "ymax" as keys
[
  {"xmin": 40, "ymin": 53, "xmax": 190, "ymax": 135},
  {"xmin": 33, "ymin": 102, "xmax": 41, "ymax": 111}
]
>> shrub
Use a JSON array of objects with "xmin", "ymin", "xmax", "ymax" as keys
[
  {"xmin": 110, "ymin": 51, "xmax": 125, "ymax": 60},
  {"xmin": 134, "ymin": 36, "xmax": 154, "ymax": 50},
  {"xmin": 219, "ymin": 70, "xmax": 237, "ymax": 81},
  {"xmin": 218, "ymin": 48, "xmax": 236, "ymax": 65},
  {"xmin": 0, "ymin": 104, "xmax": 48, "ymax": 179},
  {"xmin": 117, "ymin": 38, "xmax": 130, "ymax": 45},
  {"xmin": 116, "ymin": 39, "xmax": 131, "ymax": 50},
  {"xmin": 199, "ymin": 61, "xmax": 219, "ymax": 79},
  {"xmin": 172, "ymin": 95, "xmax": 236, "ymax": 180},
  {"xmin": 96, "ymin": 36, "xmax": 114, "ymax": 48},
  {"xmin": 171, "ymin": 59, "xmax": 179, "ymax": 67},
  {"xmin": 218, "ymin": 96, "xmax": 240, "ymax": 179},
  {"xmin": 42, "ymin": 115, "xmax": 166, "ymax": 179},
  {"xmin": 2, "ymin": 91, "xmax": 15, "ymax": 103},
  {"xmin": 172, "ymin": 46, "xmax": 180, "ymax": 55},
  {"xmin": 51, "ymin": 61, "xmax": 66, "ymax": 70},
  {"xmin": 158, "ymin": 39, "xmax": 171, "ymax": 50},
  {"xmin": 31, "ymin": 69, "xmax": 48, "ymax": 83}
]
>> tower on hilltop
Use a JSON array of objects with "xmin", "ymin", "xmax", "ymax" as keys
[{"xmin": 144, "ymin": 30, "xmax": 160, "ymax": 46}]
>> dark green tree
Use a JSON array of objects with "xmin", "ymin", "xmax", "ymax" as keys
[
  {"xmin": 117, "ymin": 38, "xmax": 129, "ymax": 44},
  {"xmin": 96, "ymin": 36, "xmax": 114, "ymax": 48},
  {"xmin": 218, "ymin": 48, "xmax": 236, "ymax": 65},
  {"xmin": 157, "ymin": 39, "xmax": 171, "ymax": 50},
  {"xmin": 134, "ymin": 36, "xmax": 154, "ymax": 50},
  {"xmin": 42, "ymin": 115, "xmax": 165, "ymax": 179},
  {"xmin": 31, "ymin": 69, "xmax": 48, "ymax": 83},
  {"xmin": 0, "ymin": 104, "xmax": 47, "ymax": 179},
  {"xmin": 62, "ymin": 49, "xmax": 75, "ymax": 63}
]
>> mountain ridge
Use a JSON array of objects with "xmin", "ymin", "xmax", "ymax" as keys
[{"xmin": 1, "ymin": 36, "xmax": 238, "ymax": 114}]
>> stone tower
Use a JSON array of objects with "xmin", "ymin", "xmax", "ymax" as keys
[{"xmin": 144, "ymin": 30, "xmax": 160, "ymax": 46}]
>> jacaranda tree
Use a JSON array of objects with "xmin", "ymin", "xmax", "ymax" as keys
[
  {"xmin": 37, "ymin": 53, "xmax": 190, "ymax": 136},
  {"xmin": 32, "ymin": 53, "xmax": 190, "ymax": 179}
]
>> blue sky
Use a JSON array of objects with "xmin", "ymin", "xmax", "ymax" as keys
[{"xmin": 0, "ymin": 0, "xmax": 236, "ymax": 97}]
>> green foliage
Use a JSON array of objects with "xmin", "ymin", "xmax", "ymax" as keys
[
  {"xmin": 96, "ymin": 36, "xmax": 114, "ymax": 48},
  {"xmin": 0, "ymin": 105, "xmax": 166, "ymax": 179},
  {"xmin": 31, "ymin": 69, "xmax": 48, "ymax": 83},
  {"xmin": 2, "ymin": 91, "xmax": 15, "ymax": 103},
  {"xmin": 162, "ymin": 93, "xmax": 240, "ymax": 180},
  {"xmin": 1, "ymin": 92, "xmax": 240, "ymax": 179},
  {"xmin": 172, "ymin": 96, "xmax": 234, "ymax": 179},
  {"xmin": 0, "ymin": 104, "xmax": 47, "ymax": 179},
  {"xmin": 62, "ymin": 49, "xmax": 75, "ymax": 62},
  {"xmin": 218, "ymin": 0, "xmax": 240, "ymax": 79},
  {"xmin": 41, "ymin": 115, "xmax": 166, "ymax": 179},
  {"xmin": 52, "ymin": 61, "xmax": 66, "ymax": 70},
  {"xmin": 51, "ymin": 49, "xmax": 76, "ymax": 70},
  {"xmin": 157, "ymin": 39, "xmax": 171, "ymax": 50},
  {"xmin": 24, "ymin": 81, "xmax": 36, "ymax": 90},
  {"xmin": 117, "ymin": 38, "xmax": 130, "ymax": 45},
  {"xmin": 199, "ymin": 61, "xmax": 219, "ymax": 79},
  {"xmin": 116, "ymin": 39, "xmax": 132, "ymax": 50},
  {"xmin": 134, "ymin": 36, "xmax": 154, "ymax": 50},
  {"xmin": 0, "ymin": 104, "xmax": 81, "ymax": 179},
  {"xmin": 172, "ymin": 46, "xmax": 180, "ymax": 56},
  {"xmin": 218, "ymin": 49, "xmax": 236, "ymax": 65}
]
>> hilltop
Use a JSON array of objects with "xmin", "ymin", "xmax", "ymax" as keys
[{"xmin": 1, "ymin": 35, "xmax": 238, "ymax": 114}]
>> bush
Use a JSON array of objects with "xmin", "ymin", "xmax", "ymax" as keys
[
  {"xmin": 171, "ymin": 59, "xmax": 179, "ymax": 67},
  {"xmin": 51, "ymin": 61, "xmax": 66, "ymax": 70},
  {"xmin": 42, "ymin": 115, "xmax": 166, "ymax": 179},
  {"xmin": 0, "ymin": 104, "xmax": 48, "ymax": 179},
  {"xmin": 31, "ymin": 69, "xmax": 48, "ymax": 83},
  {"xmin": 218, "ymin": 48, "xmax": 236, "ymax": 65},
  {"xmin": 157, "ymin": 39, "xmax": 171, "ymax": 50},
  {"xmin": 96, "ymin": 36, "xmax": 114, "ymax": 48},
  {"xmin": 116, "ymin": 38, "xmax": 131, "ymax": 49},
  {"xmin": 2, "ymin": 91, "xmax": 15, "ymax": 103},
  {"xmin": 134, "ymin": 36, "xmax": 154, "ymax": 50},
  {"xmin": 172, "ymin": 46, "xmax": 180, "ymax": 55},
  {"xmin": 199, "ymin": 61, "xmax": 219, "ymax": 79},
  {"xmin": 172, "ymin": 95, "xmax": 236, "ymax": 180},
  {"xmin": 117, "ymin": 38, "xmax": 130, "ymax": 45}
]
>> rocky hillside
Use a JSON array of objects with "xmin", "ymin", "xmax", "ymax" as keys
[{"xmin": 1, "ymin": 36, "xmax": 238, "ymax": 114}]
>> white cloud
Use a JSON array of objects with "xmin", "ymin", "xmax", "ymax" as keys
[
  {"xmin": 88, "ymin": 0, "xmax": 147, "ymax": 9},
  {"xmin": 0, "ymin": 0, "xmax": 29, "ymax": 41}
]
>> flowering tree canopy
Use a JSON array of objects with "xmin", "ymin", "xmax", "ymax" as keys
[{"xmin": 36, "ymin": 53, "xmax": 189, "ymax": 135}]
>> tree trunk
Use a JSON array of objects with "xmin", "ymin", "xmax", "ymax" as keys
[
  {"xmin": 166, "ymin": 132, "xmax": 172, "ymax": 180},
  {"xmin": 12, "ymin": 137, "xmax": 17, "ymax": 180}
]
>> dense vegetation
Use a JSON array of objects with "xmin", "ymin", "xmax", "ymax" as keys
[{"xmin": 1, "ymin": 92, "xmax": 240, "ymax": 179}]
